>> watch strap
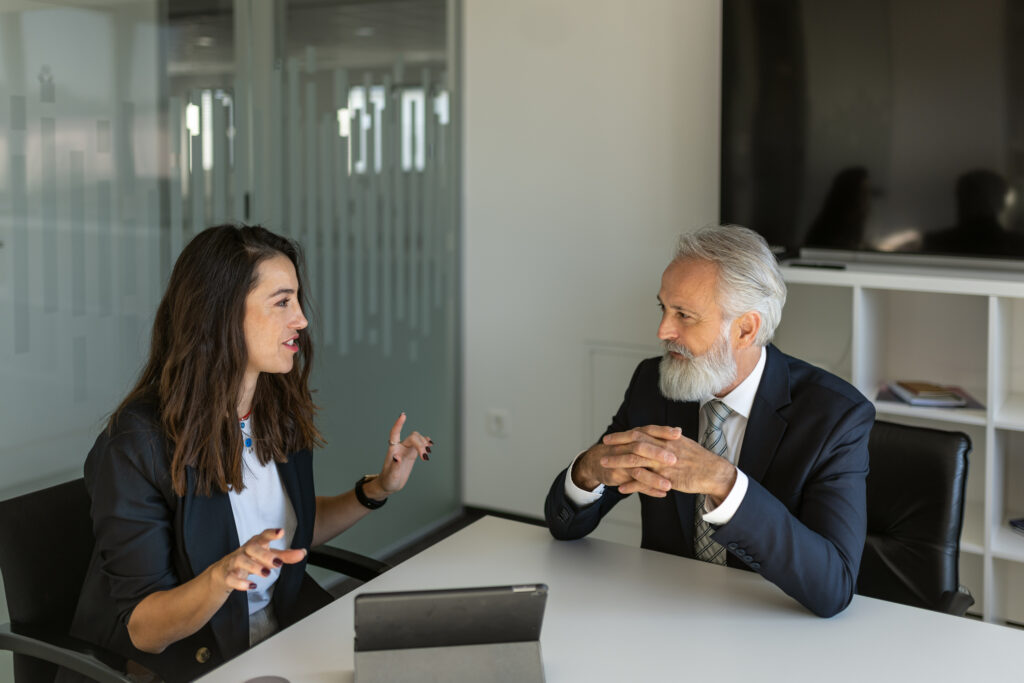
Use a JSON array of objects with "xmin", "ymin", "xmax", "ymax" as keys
[{"xmin": 355, "ymin": 475, "xmax": 387, "ymax": 509}]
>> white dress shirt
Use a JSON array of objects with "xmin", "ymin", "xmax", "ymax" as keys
[{"xmin": 565, "ymin": 347, "xmax": 768, "ymax": 527}]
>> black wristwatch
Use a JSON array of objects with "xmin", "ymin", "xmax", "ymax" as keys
[{"xmin": 354, "ymin": 475, "xmax": 388, "ymax": 509}]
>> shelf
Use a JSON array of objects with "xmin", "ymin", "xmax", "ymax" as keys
[
  {"xmin": 872, "ymin": 399, "xmax": 987, "ymax": 427},
  {"xmin": 780, "ymin": 266, "xmax": 1024, "ymax": 623},
  {"xmin": 991, "ymin": 518, "xmax": 1024, "ymax": 563},
  {"xmin": 994, "ymin": 393, "xmax": 1024, "ymax": 430},
  {"xmin": 780, "ymin": 261, "xmax": 1024, "ymax": 297},
  {"xmin": 961, "ymin": 502, "xmax": 985, "ymax": 555}
]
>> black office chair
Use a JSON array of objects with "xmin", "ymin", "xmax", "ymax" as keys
[
  {"xmin": 0, "ymin": 478, "xmax": 390, "ymax": 683},
  {"xmin": 856, "ymin": 420, "xmax": 974, "ymax": 616}
]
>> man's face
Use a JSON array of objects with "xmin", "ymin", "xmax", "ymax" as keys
[{"xmin": 656, "ymin": 258, "xmax": 738, "ymax": 401}]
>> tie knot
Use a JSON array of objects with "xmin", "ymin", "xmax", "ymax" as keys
[{"xmin": 704, "ymin": 400, "xmax": 732, "ymax": 431}]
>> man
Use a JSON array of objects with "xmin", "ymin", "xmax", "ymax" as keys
[{"xmin": 544, "ymin": 224, "xmax": 874, "ymax": 618}]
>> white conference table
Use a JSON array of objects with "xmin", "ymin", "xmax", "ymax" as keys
[{"xmin": 199, "ymin": 516, "xmax": 1018, "ymax": 682}]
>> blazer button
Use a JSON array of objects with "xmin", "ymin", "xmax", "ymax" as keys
[
  {"xmin": 727, "ymin": 543, "xmax": 738, "ymax": 550},
  {"xmin": 751, "ymin": 562, "xmax": 761, "ymax": 570},
  {"xmin": 195, "ymin": 647, "xmax": 212, "ymax": 664}
]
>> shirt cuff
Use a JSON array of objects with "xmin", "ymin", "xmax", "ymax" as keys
[
  {"xmin": 701, "ymin": 469, "xmax": 748, "ymax": 525},
  {"xmin": 564, "ymin": 450, "xmax": 605, "ymax": 508}
]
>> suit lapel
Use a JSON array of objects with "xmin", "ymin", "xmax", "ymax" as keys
[
  {"xmin": 667, "ymin": 399, "xmax": 700, "ymax": 553},
  {"xmin": 664, "ymin": 397, "xmax": 700, "ymax": 441},
  {"xmin": 663, "ymin": 345, "xmax": 792, "ymax": 557},
  {"xmin": 737, "ymin": 344, "xmax": 791, "ymax": 483}
]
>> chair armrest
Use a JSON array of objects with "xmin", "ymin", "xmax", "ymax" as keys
[
  {"xmin": 0, "ymin": 622, "xmax": 130, "ymax": 683},
  {"xmin": 307, "ymin": 545, "xmax": 391, "ymax": 582},
  {"xmin": 939, "ymin": 585, "xmax": 975, "ymax": 617}
]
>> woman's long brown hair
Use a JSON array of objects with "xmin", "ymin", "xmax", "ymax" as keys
[{"xmin": 112, "ymin": 224, "xmax": 324, "ymax": 497}]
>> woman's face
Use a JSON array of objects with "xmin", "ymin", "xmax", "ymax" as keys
[{"xmin": 243, "ymin": 254, "xmax": 308, "ymax": 380}]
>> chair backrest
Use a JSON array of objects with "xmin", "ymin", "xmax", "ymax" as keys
[
  {"xmin": 0, "ymin": 478, "xmax": 95, "ymax": 681},
  {"xmin": 856, "ymin": 420, "xmax": 971, "ymax": 612}
]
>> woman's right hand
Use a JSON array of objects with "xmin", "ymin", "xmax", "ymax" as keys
[
  {"xmin": 210, "ymin": 528, "xmax": 308, "ymax": 594},
  {"xmin": 128, "ymin": 528, "xmax": 308, "ymax": 653}
]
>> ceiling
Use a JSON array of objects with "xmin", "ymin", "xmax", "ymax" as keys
[{"xmin": 167, "ymin": 0, "xmax": 447, "ymax": 80}]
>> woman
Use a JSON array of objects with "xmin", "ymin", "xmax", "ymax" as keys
[{"xmin": 65, "ymin": 225, "xmax": 430, "ymax": 682}]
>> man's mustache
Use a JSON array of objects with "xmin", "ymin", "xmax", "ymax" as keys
[{"xmin": 662, "ymin": 341, "xmax": 695, "ymax": 360}]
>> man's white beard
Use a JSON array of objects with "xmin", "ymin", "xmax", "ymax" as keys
[{"xmin": 658, "ymin": 332, "xmax": 737, "ymax": 402}]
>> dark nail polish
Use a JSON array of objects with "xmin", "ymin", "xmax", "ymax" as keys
[
  {"xmin": 423, "ymin": 453, "xmax": 430, "ymax": 461},
  {"xmin": 274, "ymin": 528, "xmax": 282, "ymax": 534},
  {"xmin": 426, "ymin": 446, "xmax": 432, "ymax": 454},
  {"xmin": 248, "ymin": 582, "xmax": 257, "ymax": 590},
  {"xmin": 273, "ymin": 558, "xmax": 283, "ymax": 567},
  {"xmin": 261, "ymin": 567, "xmax": 271, "ymax": 577}
]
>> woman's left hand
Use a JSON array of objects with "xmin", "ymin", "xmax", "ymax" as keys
[{"xmin": 368, "ymin": 412, "xmax": 431, "ymax": 500}]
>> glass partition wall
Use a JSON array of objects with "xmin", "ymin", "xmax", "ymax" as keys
[{"xmin": 0, "ymin": 0, "xmax": 460, "ymax": 571}]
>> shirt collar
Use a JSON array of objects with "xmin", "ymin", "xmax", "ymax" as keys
[{"xmin": 700, "ymin": 346, "xmax": 767, "ymax": 419}]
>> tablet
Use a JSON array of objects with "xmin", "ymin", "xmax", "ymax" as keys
[{"xmin": 354, "ymin": 583, "xmax": 548, "ymax": 652}]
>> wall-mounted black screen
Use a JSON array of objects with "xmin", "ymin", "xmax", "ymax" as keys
[{"xmin": 721, "ymin": 0, "xmax": 1024, "ymax": 262}]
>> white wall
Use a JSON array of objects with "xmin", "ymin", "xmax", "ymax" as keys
[{"xmin": 462, "ymin": 0, "xmax": 722, "ymax": 541}]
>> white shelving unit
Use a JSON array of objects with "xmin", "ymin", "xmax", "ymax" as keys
[{"xmin": 775, "ymin": 260, "xmax": 1024, "ymax": 624}]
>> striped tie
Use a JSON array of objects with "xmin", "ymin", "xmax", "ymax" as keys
[{"xmin": 694, "ymin": 399, "xmax": 732, "ymax": 564}]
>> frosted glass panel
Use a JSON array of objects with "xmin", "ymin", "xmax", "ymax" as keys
[
  {"xmin": 0, "ymin": 2, "xmax": 163, "ymax": 493},
  {"xmin": 272, "ymin": 0, "xmax": 460, "ymax": 557},
  {"xmin": 0, "ymin": 0, "xmax": 461, "ymax": 559}
]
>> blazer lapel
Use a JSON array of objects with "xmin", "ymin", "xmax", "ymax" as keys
[
  {"xmin": 737, "ymin": 344, "xmax": 791, "ymax": 483},
  {"xmin": 275, "ymin": 458, "xmax": 309, "ymax": 549},
  {"xmin": 182, "ymin": 467, "xmax": 249, "ymax": 660}
]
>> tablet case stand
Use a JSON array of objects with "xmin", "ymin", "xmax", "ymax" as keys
[{"xmin": 354, "ymin": 640, "xmax": 545, "ymax": 683}]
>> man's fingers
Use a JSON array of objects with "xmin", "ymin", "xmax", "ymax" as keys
[
  {"xmin": 600, "ymin": 443, "xmax": 675, "ymax": 468},
  {"xmin": 601, "ymin": 434, "xmax": 677, "ymax": 465},
  {"xmin": 635, "ymin": 424, "xmax": 683, "ymax": 441},
  {"xmin": 602, "ymin": 429, "xmax": 654, "ymax": 446},
  {"xmin": 618, "ymin": 480, "xmax": 670, "ymax": 498},
  {"xmin": 603, "ymin": 425, "xmax": 682, "ymax": 445},
  {"xmin": 626, "ymin": 466, "xmax": 671, "ymax": 492}
]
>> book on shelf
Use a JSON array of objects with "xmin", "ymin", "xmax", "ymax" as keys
[
  {"xmin": 1011, "ymin": 518, "xmax": 1024, "ymax": 537},
  {"xmin": 880, "ymin": 380, "xmax": 983, "ymax": 409},
  {"xmin": 889, "ymin": 381, "xmax": 966, "ymax": 407}
]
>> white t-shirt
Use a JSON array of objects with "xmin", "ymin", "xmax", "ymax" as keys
[{"xmin": 229, "ymin": 415, "xmax": 297, "ymax": 615}]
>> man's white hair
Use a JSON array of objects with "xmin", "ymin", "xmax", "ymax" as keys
[{"xmin": 673, "ymin": 224, "xmax": 787, "ymax": 346}]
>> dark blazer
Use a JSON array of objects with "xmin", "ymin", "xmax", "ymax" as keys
[
  {"xmin": 545, "ymin": 344, "xmax": 874, "ymax": 618},
  {"xmin": 67, "ymin": 400, "xmax": 330, "ymax": 682}
]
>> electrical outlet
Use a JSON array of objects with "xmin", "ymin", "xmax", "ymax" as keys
[{"xmin": 485, "ymin": 409, "xmax": 509, "ymax": 438}]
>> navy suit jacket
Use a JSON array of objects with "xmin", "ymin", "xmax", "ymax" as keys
[
  {"xmin": 67, "ymin": 399, "xmax": 330, "ymax": 683},
  {"xmin": 544, "ymin": 345, "xmax": 874, "ymax": 617}
]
